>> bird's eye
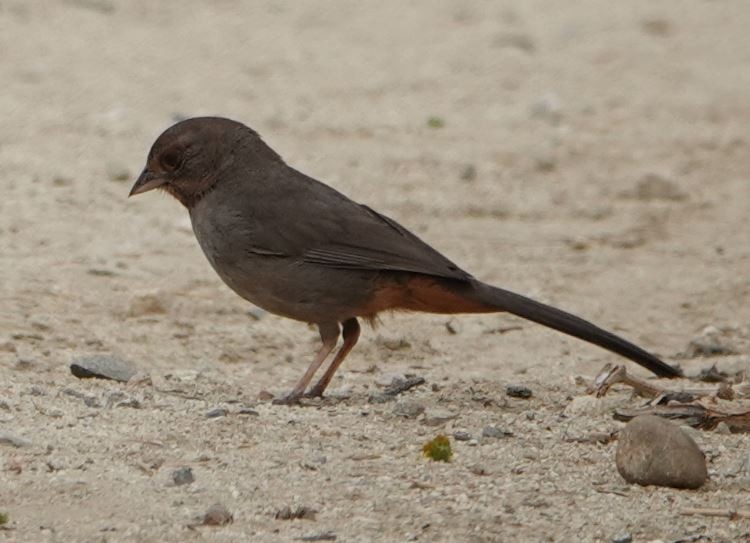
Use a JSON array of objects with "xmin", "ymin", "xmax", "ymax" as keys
[{"xmin": 160, "ymin": 147, "xmax": 183, "ymax": 171}]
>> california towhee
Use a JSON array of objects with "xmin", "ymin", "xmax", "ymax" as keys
[{"xmin": 130, "ymin": 117, "xmax": 680, "ymax": 404}]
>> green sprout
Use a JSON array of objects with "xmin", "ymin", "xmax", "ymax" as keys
[
  {"xmin": 422, "ymin": 434, "xmax": 453, "ymax": 462},
  {"xmin": 427, "ymin": 116, "xmax": 445, "ymax": 129}
]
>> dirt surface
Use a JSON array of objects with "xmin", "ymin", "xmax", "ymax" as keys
[{"xmin": 2, "ymin": 1, "xmax": 750, "ymax": 541}]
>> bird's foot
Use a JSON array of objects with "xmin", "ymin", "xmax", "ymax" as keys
[
  {"xmin": 271, "ymin": 392, "xmax": 303, "ymax": 405},
  {"xmin": 303, "ymin": 387, "xmax": 325, "ymax": 399}
]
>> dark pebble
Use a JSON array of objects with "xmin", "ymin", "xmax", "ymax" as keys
[
  {"xmin": 172, "ymin": 466, "xmax": 194, "ymax": 486},
  {"xmin": 453, "ymin": 431, "xmax": 472, "ymax": 442},
  {"xmin": 506, "ymin": 384, "xmax": 532, "ymax": 399}
]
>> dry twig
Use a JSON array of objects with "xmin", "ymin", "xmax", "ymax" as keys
[{"xmin": 681, "ymin": 507, "xmax": 750, "ymax": 520}]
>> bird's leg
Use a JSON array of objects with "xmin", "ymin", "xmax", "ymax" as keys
[
  {"xmin": 305, "ymin": 318, "xmax": 361, "ymax": 398},
  {"xmin": 272, "ymin": 322, "xmax": 340, "ymax": 405}
]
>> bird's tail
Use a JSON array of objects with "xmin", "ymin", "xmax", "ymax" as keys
[{"xmin": 434, "ymin": 278, "xmax": 681, "ymax": 378}]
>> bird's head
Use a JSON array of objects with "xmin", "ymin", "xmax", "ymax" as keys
[{"xmin": 129, "ymin": 116, "xmax": 279, "ymax": 207}]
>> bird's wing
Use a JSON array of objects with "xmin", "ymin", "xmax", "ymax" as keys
[
  {"xmin": 302, "ymin": 205, "xmax": 471, "ymax": 281},
  {"xmin": 242, "ymin": 168, "xmax": 472, "ymax": 281}
]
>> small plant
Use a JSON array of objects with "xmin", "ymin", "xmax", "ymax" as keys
[
  {"xmin": 422, "ymin": 434, "xmax": 453, "ymax": 462},
  {"xmin": 427, "ymin": 116, "xmax": 445, "ymax": 129},
  {"xmin": 0, "ymin": 512, "xmax": 8, "ymax": 525}
]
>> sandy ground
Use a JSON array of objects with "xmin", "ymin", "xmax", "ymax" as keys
[{"xmin": 2, "ymin": 1, "xmax": 750, "ymax": 541}]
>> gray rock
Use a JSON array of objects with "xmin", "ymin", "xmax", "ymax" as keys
[
  {"xmin": 0, "ymin": 432, "xmax": 31, "ymax": 448},
  {"xmin": 70, "ymin": 355, "xmax": 137, "ymax": 383},
  {"xmin": 684, "ymin": 325, "xmax": 735, "ymax": 358},
  {"xmin": 616, "ymin": 415, "xmax": 707, "ymax": 489},
  {"xmin": 206, "ymin": 407, "xmax": 228, "ymax": 418},
  {"xmin": 105, "ymin": 391, "xmax": 140, "ymax": 408},
  {"xmin": 172, "ymin": 466, "xmax": 194, "ymax": 486},
  {"xmin": 375, "ymin": 372, "xmax": 406, "ymax": 387},
  {"xmin": 392, "ymin": 400, "xmax": 424, "ymax": 419},
  {"xmin": 612, "ymin": 533, "xmax": 632, "ymax": 543},
  {"xmin": 453, "ymin": 431, "xmax": 472, "ymax": 442},
  {"xmin": 482, "ymin": 426, "xmax": 513, "ymax": 439},
  {"xmin": 505, "ymin": 384, "xmax": 532, "ymax": 399},
  {"xmin": 422, "ymin": 408, "xmax": 457, "ymax": 427}
]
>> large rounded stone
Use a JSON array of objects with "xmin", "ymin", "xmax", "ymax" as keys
[{"xmin": 615, "ymin": 415, "xmax": 707, "ymax": 489}]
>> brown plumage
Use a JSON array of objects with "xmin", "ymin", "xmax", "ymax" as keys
[{"xmin": 130, "ymin": 117, "xmax": 680, "ymax": 404}]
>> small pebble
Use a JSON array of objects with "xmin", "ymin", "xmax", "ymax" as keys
[
  {"xmin": 105, "ymin": 160, "xmax": 131, "ymax": 182},
  {"xmin": 392, "ymin": 400, "xmax": 424, "ymax": 419},
  {"xmin": 453, "ymin": 431, "xmax": 472, "ymax": 442},
  {"xmin": 641, "ymin": 18, "xmax": 673, "ymax": 37},
  {"xmin": 375, "ymin": 373, "xmax": 406, "ymax": 387},
  {"xmin": 616, "ymin": 415, "xmax": 707, "ymax": 489},
  {"xmin": 70, "ymin": 355, "xmax": 137, "ymax": 383},
  {"xmin": 202, "ymin": 503, "xmax": 233, "ymax": 526},
  {"xmin": 684, "ymin": 325, "xmax": 734, "ymax": 358},
  {"xmin": 247, "ymin": 308, "xmax": 267, "ymax": 320},
  {"xmin": 612, "ymin": 532, "xmax": 632, "ymax": 543},
  {"xmin": 275, "ymin": 505, "xmax": 317, "ymax": 521},
  {"xmin": 459, "ymin": 165, "xmax": 476, "ymax": 182},
  {"xmin": 84, "ymin": 396, "xmax": 102, "ymax": 408},
  {"xmin": 630, "ymin": 172, "xmax": 687, "ymax": 201},
  {"xmin": 0, "ymin": 432, "xmax": 31, "ymax": 448},
  {"xmin": 444, "ymin": 319, "xmax": 462, "ymax": 335},
  {"xmin": 172, "ymin": 467, "xmax": 194, "ymax": 486},
  {"xmin": 533, "ymin": 151, "xmax": 557, "ymax": 172},
  {"xmin": 505, "ymin": 384, "xmax": 532, "ymax": 399},
  {"xmin": 29, "ymin": 386, "xmax": 45, "ymax": 396},
  {"xmin": 238, "ymin": 407, "xmax": 259, "ymax": 416},
  {"xmin": 105, "ymin": 391, "xmax": 140, "ymax": 408},
  {"xmin": 493, "ymin": 32, "xmax": 536, "ymax": 53},
  {"xmin": 298, "ymin": 531, "xmax": 337, "ymax": 542},
  {"xmin": 206, "ymin": 407, "xmax": 228, "ymax": 418},
  {"xmin": 52, "ymin": 175, "xmax": 73, "ymax": 187},
  {"xmin": 422, "ymin": 408, "xmax": 457, "ymax": 427},
  {"xmin": 482, "ymin": 426, "xmax": 513, "ymax": 439},
  {"xmin": 127, "ymin": 292, "xmax": 168, "ymax": 317},
  {"xmin": 14, "ymin": 358, "xmax": 39, "ymax": 371}
]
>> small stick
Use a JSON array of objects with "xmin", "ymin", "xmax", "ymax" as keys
[
  {"xmin": 680, "ymin": 507, "xmax": 750, "ymax": 520},
  {"xmin": 591, "ymin": 364, "xmax": 663, "ymax": 398},
  {"xmin": 591, "ymin": 364, "xmax": 747, "ymax": 400}
]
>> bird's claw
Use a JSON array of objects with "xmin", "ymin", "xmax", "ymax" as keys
[{"xmin": 271, "ymin": 393, "xmax": 303, "ymax": 406}]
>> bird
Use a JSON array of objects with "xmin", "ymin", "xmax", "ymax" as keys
[{"xmin": 129, "ymin": 117, "xmax": 680, "ymax": 404}]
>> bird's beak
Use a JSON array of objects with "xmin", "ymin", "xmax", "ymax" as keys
[{"xmin": 129, "ymin": 169, "xmax": 167, "ymax": 197}]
